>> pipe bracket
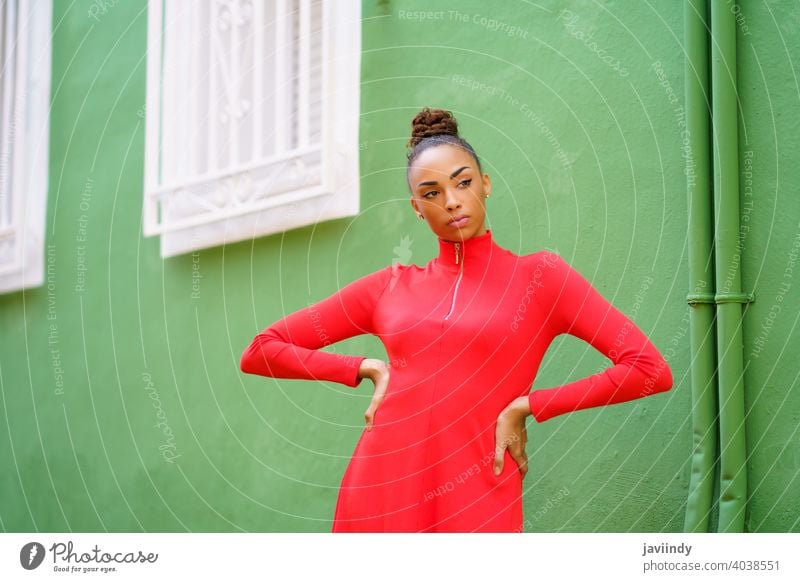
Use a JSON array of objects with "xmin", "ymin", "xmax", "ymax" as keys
[
  {"xmin": 686, "ymin": 292, "xmax": 715, "ymax": 304},
  {"xmin": 715, "ymin": 291, "xmax": 755, "ymax": 304},
  {"xmin": 686, "ymin": 292, "xmax": 755, "ymax": 305}
]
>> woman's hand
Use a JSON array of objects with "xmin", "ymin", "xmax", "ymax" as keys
[
  {"xmin": 493, "ymin": 396, "xmax": 532, "ymax": 478},
  {"xmin": 358, "ymin": 358, "xmax": 390, "ymax": 431}
]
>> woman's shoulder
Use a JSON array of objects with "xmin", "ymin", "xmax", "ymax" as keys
[
  {"xmin": 519, "ymin": 247, "xmax": 569, "ymax": 272},
  {"xmin": 515, "ymin": 248, "xmax": 583, "ymax": 296},
  {"xmin": 348, "ymin": 262, "xmax": 411, "ymax": 293}
]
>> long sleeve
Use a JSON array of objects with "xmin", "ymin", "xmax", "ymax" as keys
[
  {"xmin": 240, "ymin": 265, "xmax": 395, "ymax": 388},
  {"xmin": 528, "ymin": 251, "xmax": 673, "ymax": 423}
]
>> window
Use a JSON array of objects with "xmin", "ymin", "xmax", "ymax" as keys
[
  {"xmin": 143, "ymin": 0, "xmax": 362, "ymax": 258},
  {"xmin": 0, "ymin": 0, "xmax": 52, "ymax": 294}
]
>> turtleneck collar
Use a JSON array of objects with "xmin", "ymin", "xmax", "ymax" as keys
[{"xmin": 435, "ymin": 228, "xmax": 497, "ymax": 271}]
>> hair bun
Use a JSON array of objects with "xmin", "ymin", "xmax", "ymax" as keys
[{"xmin": 407, "ymin": 107, "xmax": 459, "ymax": 148}]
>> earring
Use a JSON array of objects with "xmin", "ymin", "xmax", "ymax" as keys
[{"xmin": 417, "ymin": 213, "xmax": 424, "ymax": 220}]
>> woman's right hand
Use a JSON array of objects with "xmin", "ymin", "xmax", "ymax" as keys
[{"xmin": 358, "ymin": 358, "xmax": 390, "ymax": 431}]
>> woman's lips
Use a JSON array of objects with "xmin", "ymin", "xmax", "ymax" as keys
[{"xmin": 449, "ymin": 216, "xmax": 469, "ymax": 228}]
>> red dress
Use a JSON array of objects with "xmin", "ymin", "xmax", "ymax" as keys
[{"xmin": 240, "ymin": 229, "xmax": 673, "ymax": 532}]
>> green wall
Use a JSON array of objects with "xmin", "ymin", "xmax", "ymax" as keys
[
  {"xmin": 737, "ymin": 0, "xmax": 800, "ymax": 532},
  {"xmin": 0, "ymin": 0, "xmax": 796, "ymax": 532}
]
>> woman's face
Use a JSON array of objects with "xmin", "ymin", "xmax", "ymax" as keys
[{"xmin": 408, "ymin": 144, "xmax": 491, "ymax": 242}]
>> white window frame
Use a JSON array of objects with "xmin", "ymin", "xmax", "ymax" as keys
[
  {"xmin": 143, "ymin": 0, "xmax": 362, "ymax": 258},
  {"xmin": 0, "ymin": 0, "xmax": 52, "ymax": 294}
]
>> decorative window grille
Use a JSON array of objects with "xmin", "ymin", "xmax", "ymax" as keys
[
  {"xmin": 144, "ymin": 0, "xmax": 361, "ymax": 258},
  {"xmin": 0, "ymin": 0, "xmax": 51, "ymax": 294}
]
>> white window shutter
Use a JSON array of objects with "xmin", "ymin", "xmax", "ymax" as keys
[
  {"xmin": 0, "ymin": 0, "xmax": 51, "ymax": 294},
  {"xmin": 144, "ymin": 0, "xmax": 361, "ymax": 258}
]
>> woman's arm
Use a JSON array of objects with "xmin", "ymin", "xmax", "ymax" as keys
[
  {"xmin": 240, "ymin": 265, "xmax": 396, "ymax": 388},
  {"xmin": 526, "ymin": 251, "xmax": 674, "ymax": 423}
]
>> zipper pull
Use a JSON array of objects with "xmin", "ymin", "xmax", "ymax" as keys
[{"xmin": 454, "ymin": 242, "xmax": 460, "ymax": 265}]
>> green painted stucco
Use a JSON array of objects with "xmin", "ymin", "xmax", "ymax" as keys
[
  {"xmin": 0, "ymin": 0, "xmax": 796, "ymax": 532},
  {"xmin": 735, "ymin": 0, "xmax": 800, "ymax": 532}
]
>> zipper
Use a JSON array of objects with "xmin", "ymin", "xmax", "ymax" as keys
[{"xmin": 444, "ymin": 242, "xmax": 463, "ymax": 320}]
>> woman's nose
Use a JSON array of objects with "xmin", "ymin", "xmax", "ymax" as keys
[{"xmin": 445, "ymin": 189, "xmax": 462, "ymax": 211}]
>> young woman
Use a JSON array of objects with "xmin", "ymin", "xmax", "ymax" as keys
[{"xmin": 240, "ymin": 107, "xmax": 673, "ymax": 533}]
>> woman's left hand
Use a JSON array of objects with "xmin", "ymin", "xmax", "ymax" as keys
[{"xmin": 493, "ymin": 396, "xmax": 532, "ymax": 479}]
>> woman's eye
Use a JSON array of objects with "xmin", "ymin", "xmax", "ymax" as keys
[
  {"xmin": 423, "ymin": 191, "xmax": 437, "ymax": 199},
  {"xmin": 458, "ymin": 179, "xmax": 472, "ymax": 188}
]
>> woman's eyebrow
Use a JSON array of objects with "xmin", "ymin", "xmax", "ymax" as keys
[{"xmin": 417, "ymin": 166, "xmax": 470, "ymax": 188}]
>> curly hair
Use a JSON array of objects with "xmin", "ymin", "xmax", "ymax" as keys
[{"xmin": 406, "ymin": 107, "xmax": 482, "ymax": 186}]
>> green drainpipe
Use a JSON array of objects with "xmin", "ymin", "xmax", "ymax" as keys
[
  {"xmin": 683, "ymin": 0, "xmax": 717, "ymax": 533},
  {"xmin": 710, "ymin": 0, "xmax": 753, "ymax": 532}
]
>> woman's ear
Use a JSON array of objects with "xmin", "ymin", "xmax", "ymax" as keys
[{"xmin": 482, "ymin": 172, "xmax": 491, "ymax": 197}]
